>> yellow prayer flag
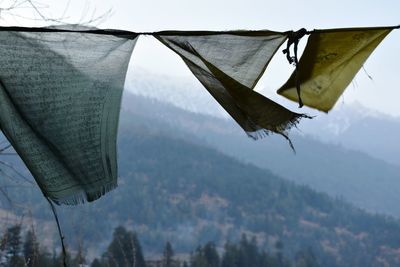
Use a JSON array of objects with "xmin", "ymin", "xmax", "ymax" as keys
[{"xmin": 277, "ymin": 27, "xmax": 392, "ymax": 112}]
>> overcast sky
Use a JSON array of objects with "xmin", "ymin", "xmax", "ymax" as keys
[{"xmin": 1, "ymin": 0, "xmax": 399, "ymax": 116}]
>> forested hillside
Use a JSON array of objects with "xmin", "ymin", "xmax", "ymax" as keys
[
  {"xmin": 0, "ymin": 94, "xmax": 399, "ymax": 267},
  {"xmin": 121, "ymin": 92, "xmax": 400, "ymax": 218}
]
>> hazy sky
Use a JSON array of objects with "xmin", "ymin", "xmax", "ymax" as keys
[{"xmin": 1, "ymin": 0, "xmax": 400, "ymax": 116}]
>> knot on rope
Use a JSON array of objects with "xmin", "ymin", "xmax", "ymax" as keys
[{"xmin": 282, "ymin": 28, "xmax": 308, "ymax": 107}]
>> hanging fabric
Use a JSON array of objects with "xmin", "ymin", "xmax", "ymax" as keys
[
  {"xmin": 0, "ymin": 27, "xmax": 137, "ymax": 204},
  {"xmin": 277, "ymin": 27, "xmax": 392, "ymax": 112},
  {"xmin": 0, "ymin": 25, "xmax": 397, "ymax": 205},
  {"xmin": 155, "ymin": 31, "xmax": 309, "ymax": 147}
]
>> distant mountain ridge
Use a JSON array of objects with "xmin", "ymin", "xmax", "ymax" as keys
[
  {"xmin": 125, "ymin": 69, "xmax": 227, "ymax": 118},
  {"xmin": 126, "ymin": 70, "xmax": 400, "ymax": 166},
  {"xmin": 300, "ymin": 103, "xmax": 400, "ymax": 166}
]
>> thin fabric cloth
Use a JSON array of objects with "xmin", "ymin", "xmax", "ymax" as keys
[
  {"xmin": 0, "ymin": 29, "xmax": 137, "ymax": 204},
  {"xmin": 278, "ymin": 27, "xmax": 392, "ymax": 112},
  {"xmin": 156, "ymin": 31, "xmax": 309, "ymax": 145},
  {"xmin": 0, "ymin": 26, "xmax": 394, "ymax": 205}
]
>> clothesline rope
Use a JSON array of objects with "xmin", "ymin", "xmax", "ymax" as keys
[{"xmin": 0, "ymin": 24, "xmax": 399, "ymax": 36}]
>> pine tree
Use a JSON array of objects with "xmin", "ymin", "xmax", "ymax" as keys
[
  {"xmin": 275, "ymin": 240, "xmax": 284, "ymax": 267},
  {"xmin": 23, "ymin": 229, "xmax": 39, "ymax": 267},
  {"xmin": 163, "ymin": 241, "xmax": 174, "ymax": 267},
  {"xmin": 190, "ymin": 243, "xmax": 219, "ymax": 267},
  {"xmin": 0, "ymin": 228, "xmax": 9, "ymax": 264},
  {"xmin": 237, "ymin": 234, "xmax": 260, "ymax": 267},
  {"xmin": 51, "ymin": 249, "xmax": 58, "ymax": 267},
  {"xmin": 104, "ymin": 226, "xmax": 146, "ymax": 267},
  {"xmin": 222, "ymin": 242, "xmax": 238, "ymax": 267},
  {"xmin": 190, "ymin": 246, "xmax": 206, "ymax": 267},
  {"xmin": 5, "ymin": 225, "xmax": 25, "ymax": 267},
  {"xmin": 91, "ymin": 258, "xmax": 103, "ymax": 267},
  {"xmin": 203, "ymin": 242, "xmax": 219, "ymax": 267}
]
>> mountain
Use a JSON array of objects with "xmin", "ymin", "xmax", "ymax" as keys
[
  {"xmin": 299, "ymin": 103, "xmax": 400, "ymax": 166},
  {"xmin": 121, "ymin": 92, "xmax": 400, "ymax": 218},
  {"xmin": 0, "ymin": 91, "xmax": 400, "ymax": 266},
  {"xmin": 125, "ymin": 69, "xmax": 226, "ymax": 118},
  {"xmin": 126, "ymin": 70, "xmax": 400, "ymax": 167},
  {"xmin": 99, "ymin": 116, "xmax": 400, "ymax": 267},
  {"xmin": 7, "ymin": 100, "xmax": 399, "ymax": 267}
]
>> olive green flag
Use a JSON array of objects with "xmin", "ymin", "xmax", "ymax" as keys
[
  {"xmin": 0, "ymin": 28, "xmax": 137, "ymax": 204},
  {"xmin": 156, "ymin": 31, "xmax": 309, "ymax": 146},
  {"xmin": 277, "ymin": 27, "xmax": 392, "ymax": 112}
]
